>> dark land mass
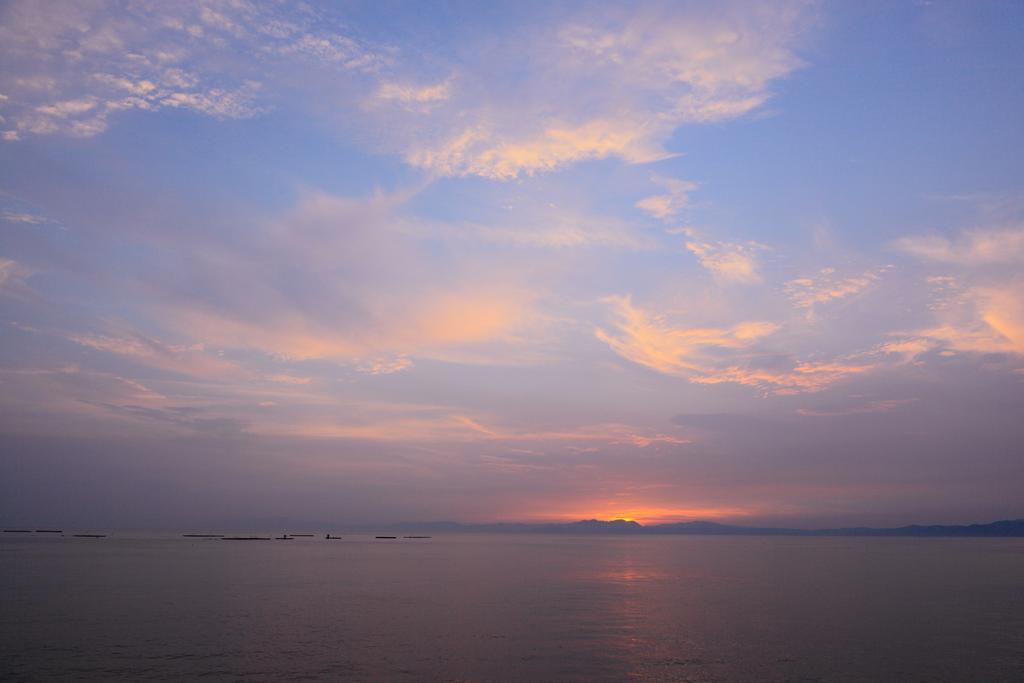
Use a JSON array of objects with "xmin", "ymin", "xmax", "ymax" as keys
[
  {"xmin": 370, "ymin": 518, "xmax": 1024, "ymax": 537},
  {"xmin": 3, "ymin": 519, "xmax": 1022, "ymax": 537}
]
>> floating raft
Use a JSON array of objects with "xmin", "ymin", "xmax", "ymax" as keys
[
  {"xmin": 290, "ymin": 533, "xmax": 315, "ymax": 537},
  {"xmin": 403, "ymin": 535, "xmax": 432, "ymax": 539},
  {"xmin": 183, "ymin": 534, "xmax": 223, "ymax": 538},
  {"xmin": 35, "ymin": 530, "xmax": 63, "ymax": 533},
  {"xmin": 275, "ymin": 536, "xmax": 293, "ymax": 540},
  {"xmin": 375, "ymin": 536, "xmax": 398, "ymax": 539},
  {"xmin": 221, "ymin": 536, "xmax": 270, "ymax": 541},
  {"xmin": 73, "ymin": 534, "xmax": 106, "ymax": 538},
  {"xmin": 3, "ymin": 529, "xmax": 31, "ymax": 533}
]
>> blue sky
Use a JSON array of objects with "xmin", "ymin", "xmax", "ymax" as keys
[{"xmin": 1, "ymin": 1, "xmax": 1023, "ymax": 528}]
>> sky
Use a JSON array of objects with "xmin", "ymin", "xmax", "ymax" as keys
[{"xmin": 1, "ymin": 0, "xmax": 1023, "ymax": 529}]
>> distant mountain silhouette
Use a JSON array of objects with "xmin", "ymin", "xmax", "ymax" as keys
[{"xmin": 372, "ymin": 518, "xmax": 1024, "ymax": 537}]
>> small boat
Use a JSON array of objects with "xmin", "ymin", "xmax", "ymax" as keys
[
  {"xmin": 220, "ymin": 536, "xmax": 270, "ymax": 541},
  {"xmin": 3, "ymin": 529, "xmax": 31, "ymax": 533},
  {"xmin": 375, "ymin": 536, "xmax": 397, "ymax": 539},
  {"xmin": 183, "ymin": 534, "xmax": 223, "ymax": 538},
  {"xmin": 275, "ymin": 535, "xmax": 293, "ymax": 540},
  {"xmin": 403, "ymin": 535, "xmax": 432, "ymax": 539},
  {"xmin": 73, "ymin": 534, "xmax": 106, "ymax": 538},
  {"xmin": 290, "ymin": 533, "xmax": 315, "ymax": 537},
  {"xmin": 35, "ymin": 530, "xmax": 63, "ymax": 533},
  {"xmin": 325, "ymin": 534, "xmax": 342, "ymax": 539}
]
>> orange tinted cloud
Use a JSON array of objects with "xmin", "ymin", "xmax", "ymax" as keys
[
  {"xmin": 691, "ymin": 360, "xmax": 876, "ymax": 395},
  {"xmin": 403, "ymin": 4, "xmax": 808, "ymax": 179},
  {"xmin": 894, "ymin": 226, "xmax": 1024, "ymax": 265},
  {"xmin": 671, "ymin": 228, "xmax": 765, "ymax": 284},
  {"xmin": 145, "ymin": 189, "xmax": 544, "ymax": 366},
  {"xmin": 596, "ymin": 296, "xmax": 890, "ymax": 394},
  {"xmin": 785, "ymin": 266, "xmax": 890, "ymax": 312},
  {"xmin": 169, "ymin": 284, "xmax": 535, "ymax": 364},
  {"xmin": 797, "ymin": 398, "xmax": 917, "ymax": 417},
  {"xmin": 410, "ymin": 118, "xmax": 670, "ymax": 180},
  {"xmin": 906, "ymin": 280, "xmax": 1024, "ymax": 356},
  {"xmin": 635, "ymin": 176, "xmax": 698, "ymax": 221},
  {"xmin": 596, "ymin": 294, "xmax": 778, "ymax": 376}
]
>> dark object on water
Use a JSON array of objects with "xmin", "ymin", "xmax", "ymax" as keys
[
  {"xmin": 376, "ymin": 536, "xmax": 398, "ymax": 539},
  {"xmin": 403, "ymin": 535, "xmax": 432, "ymax": 539},
  {"xmin": 325, "ymin": 534, "xmax": 342, "ymax": 539},
  {"xmin": 290, "ymin": 533, "xmax": 314, "ymax": 537},
  {"xmin": 73, "ymin": 534, "xmax": 106, "ymax": 538},
  {"xmin": 35, "ymin": 529, "xmax": 63, "ymax": 533},
  {"xmin": 183, "ymin": 534, "xmax": 223, "ymax": 538},
  {"xmin": 3, "ymin": 529, "xmax": 31, "ymax": 533},
  {"xmin": 275, "ymin": 535, "xmax": 293, "ymax": 540},
  {"xmin": 220, "ymin": 536, "xmax": 270, "ymax": 541}
]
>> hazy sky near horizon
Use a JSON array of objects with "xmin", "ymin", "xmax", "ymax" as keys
[{"xmin": 1, "ymin": 0, "xmax": 1023, "ymax": 528}]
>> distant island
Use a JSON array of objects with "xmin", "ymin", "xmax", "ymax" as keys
[
  {"xmin": 368, "ymin": 518, "xmax": 1024, "ymax": 537},
  {"xmin": 6, "ymin": 518, "xmax": 1022, "ymax": 537}
]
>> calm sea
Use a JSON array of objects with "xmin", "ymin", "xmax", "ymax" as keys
[{"xmin": 2, "ymin": 532, "xmax": 1023, "ymax": 681}]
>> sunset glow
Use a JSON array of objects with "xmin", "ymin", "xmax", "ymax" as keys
[{"xmin": 1, "ymin": 1, "xmax": 1023, "ymax": 530}]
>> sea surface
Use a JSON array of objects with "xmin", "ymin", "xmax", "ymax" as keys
[{"xmin": 2, "ymin": 532, "xmax": 1023, "ymax": 681}]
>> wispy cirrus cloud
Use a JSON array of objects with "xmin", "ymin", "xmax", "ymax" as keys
[
  {"xmin": 0, "ymin": 0, "xmax": 381, "ymax": 139},
  {"xmin": 407, "ymin": 119, "xmax": 671, "ymax": 181},
  {"xmin": 264, "ymin": 412, "xmax": 690, "ymax": 451},
  {"xmin": 671, "ymin": 227, "xmax": 765, "ymax": 284},
  {"xmin": 0, "ymin": 258, "xmax": 33, "ymax": 297},
  {"xmin": 2, "ymin": 210, "xmax": 50, "ymax": 225},
  {"xmin": 1, "ymin": 0, "xmax": 809, "ymax": 188},
  {"xmin": 690, "ymin": 359, "xmax": 878, "ymax": 396},
  {"xmin": 121, "ymin": 189, "xmax": 543, "ymax": 366},
  {"xmin": 400, "ymin": 2, "xmax": 810, "ymax": 179},
  {"xmin": 895, "ymin": 226, "xmax": 1024, "ymax": 360},
  {"xmin": 0, "ymin": 364, "xmax": 169, "ymax": 436},
  {"xmin": 796, "ymin": 398, "xmax": 917, "ymax": 417},
  {"xmin": 910, "ymin": 281, "xmax": 1024, "ymax": 356},
  {"xmin": 460, "ymin": 203, "xmax": 650, "ymax": 250},
  {"xmin": 635, "ymin": 176, "xmax": 698, "ymax": 221},
  {"xmin": 69, "ymin": 329, "xmax": 243, "ymax": 379},
  {"xmin": 354, "ymin": 356, "xmax": 413, "ymax": 376},
  {"xmin": 265, "ymin": 373, "xmax": 313, "ymax": 385},
  {"xmin": 595, "ymin": 294, "xmax": 778, "ymax": 377},
  {"xmin": 784, "ymin": 266, "xmax": 891, "ymax": 312},
  {"xmin": 373, "ymin": 79, "xmax": 452, "ymax": 112},
  {"xmin": 594, "ymin": 296, "xmax": 929, "ymax": 395},
  {"xmin": 894, "ymin": 226, "xmax": 1024, "ymax": 265}
]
